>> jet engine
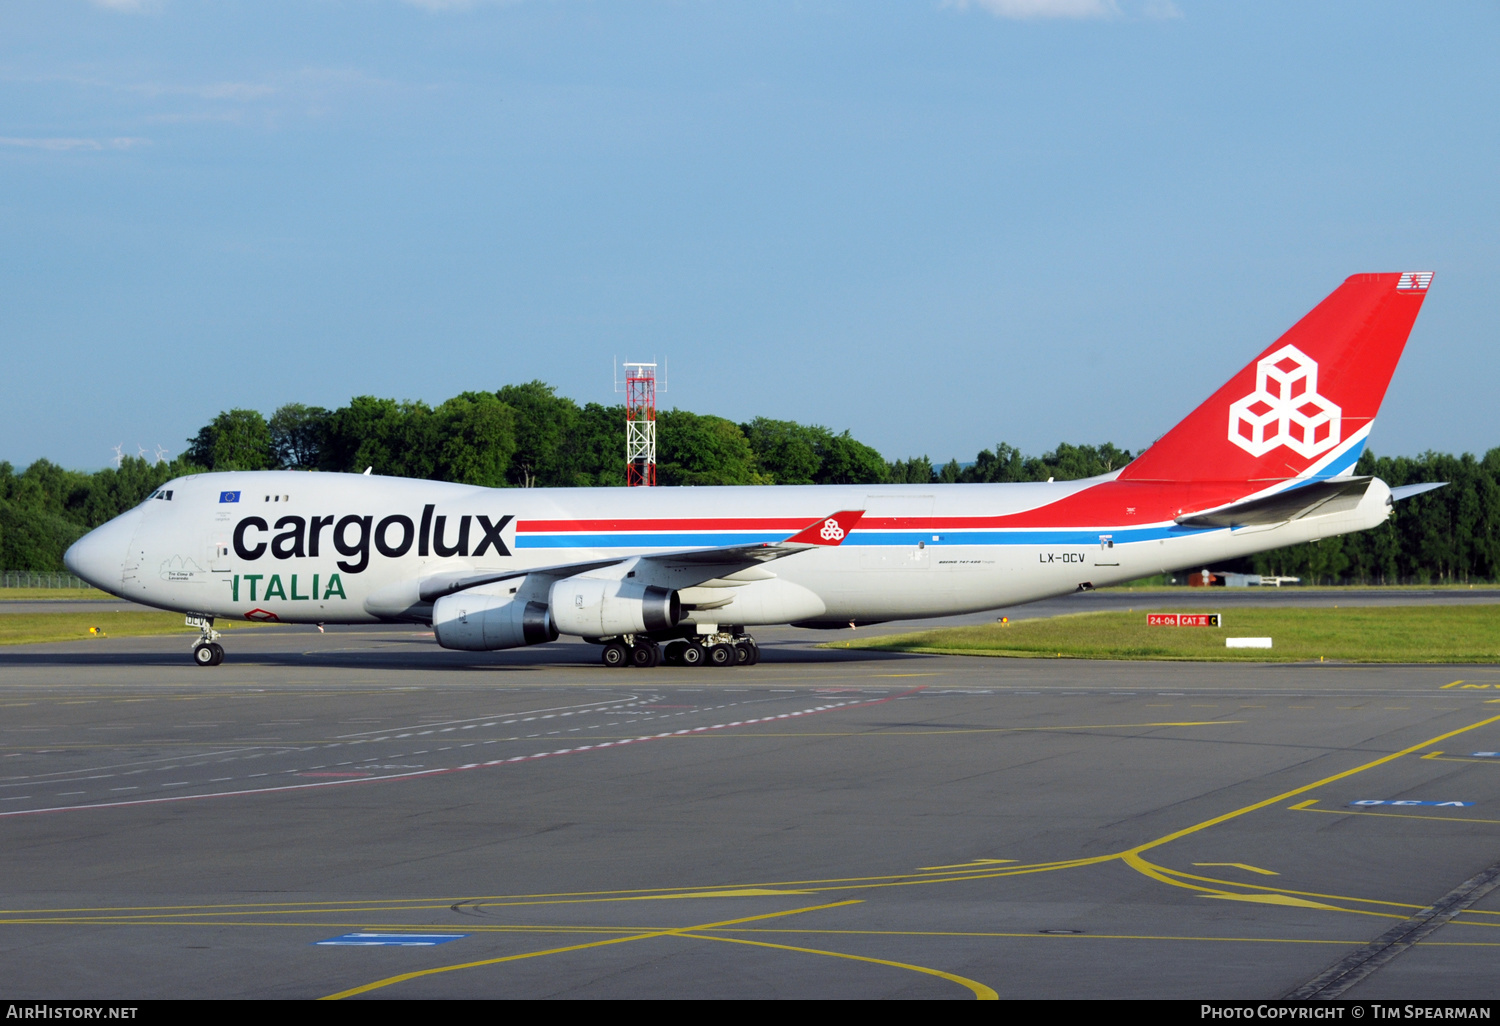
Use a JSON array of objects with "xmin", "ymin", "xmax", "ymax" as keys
[
  {"xmin": 432, "ymin": 587, "xmax": 558, "ymax": 651},
  {"xmin": 549, "ymin": 576, "xmax": 681, "ymax": 637}
]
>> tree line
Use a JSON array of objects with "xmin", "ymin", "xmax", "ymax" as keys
[
  {"xmin": 175, "ymin": 384, "xmax": 897, "ymax": 488},
  {"xmin": 0, "ymin": 382, "xmax": 1492, "ymax": 583},
  {"xmin": 1244, "ymin": 449, "xmax": 1500, "ymax": 585}
]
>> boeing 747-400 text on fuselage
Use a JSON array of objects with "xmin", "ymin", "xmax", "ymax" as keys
[{"xmin": 65, "ymin": 272, "xmax": 1441, "ymax": 667}]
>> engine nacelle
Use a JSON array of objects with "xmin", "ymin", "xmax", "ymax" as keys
[
  {"xmin": 549, "ymin": 576, "xmax": 681, "ymax": 637},
  {"xmin": 432, "ymin": 588, "xmax": 558, "ymax": 652}
]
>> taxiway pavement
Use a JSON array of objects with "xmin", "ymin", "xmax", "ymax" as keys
[{"xmin": 1, "ymin": 613, "xmax": 1498, "ymax": 999}]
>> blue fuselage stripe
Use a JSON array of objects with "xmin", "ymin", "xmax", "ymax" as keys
[
  {"xmin": 519, "ymin": 533, "xmax": 781, "ymax": 548},
  {"xmin": 515, "ymin": 525, "xmax": 1214, "ymax": 549}
]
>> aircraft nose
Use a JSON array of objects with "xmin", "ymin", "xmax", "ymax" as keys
[{"xmin": 64, "ymin": 508, "xmax": 140, "ymax": 592}]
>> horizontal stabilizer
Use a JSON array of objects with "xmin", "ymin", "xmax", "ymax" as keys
[
  {"xmin": 1176, "ymin": 477, "xmax": 1373, "ymax": 528},
  {"xmin": 1389, "ymin": 481, "xmax": 1447, "ymax": 502}
]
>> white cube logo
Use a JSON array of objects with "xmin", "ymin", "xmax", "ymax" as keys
[{"xmin": 1227, "ymin": 345, "xmax": 1341, "ymax": 459}]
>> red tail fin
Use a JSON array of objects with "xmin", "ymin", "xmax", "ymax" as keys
[{"xmin": 1118, "ymin": 273, "xmax": 1431, "ymax": 484}]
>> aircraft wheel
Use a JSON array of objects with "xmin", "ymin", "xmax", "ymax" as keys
[
  {"xmin": 708, "ymin": 643, "xmax": 736, "ymax": 667},
  {"xmin": 209, "ymin": 642, "xmax": 225, "ymax": 666},
  {"xmin": 679, "ymin": 643, "xmax": 705, "ymax": 667},
  {"xmin": 663, "ymin": 641, "xmax": 686, "ymax": 665},
  {"xmin": 192, "ymin": 643, "xmax": 217, "ymax": 667},
  {"xmin": 735, "ymin": 641, "xmax": 758, "ymax": 666},
  {"xmin": 601, "ymin": 642, "xmax": 630, "ymax": 668},
  {"xmin": 630, "ymin": 643, "xmax": 660, "ymax": 668}
]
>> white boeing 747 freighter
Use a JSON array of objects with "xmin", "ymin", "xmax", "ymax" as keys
[{"xmin": 66, "ymin": 273, "xmax": 1440, "ymax": 667}]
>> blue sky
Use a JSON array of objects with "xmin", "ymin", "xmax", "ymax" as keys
[{"xmin": 3, "ymin": 0, "xmax": 1496, "ymax": 471}]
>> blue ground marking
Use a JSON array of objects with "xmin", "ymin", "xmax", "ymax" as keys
[
  {"xmin": 1471, "ymin": 752, "xmax": 1500, "ymax": 759},
  {"xmin": 1349, "ymin": 800, "xmax": 1474, "ymax": 808},
  {"xmin": 315, "ymin": 932, "xmax": 468, "ymax": 946}
]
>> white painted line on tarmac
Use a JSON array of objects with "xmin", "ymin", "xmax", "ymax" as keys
[{"xmin": 0, "ymin": 688, "xmax": 923, "ymax": 819}]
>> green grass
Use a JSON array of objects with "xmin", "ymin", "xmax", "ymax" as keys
[
  {"xmin": 0, "ymin": 587, "xmax": 115, "ymax": 601},
  {"xmin": 0, "ymin": 612, "xmax": 272, "ymax": 647},
  {"xmin": 1100, "ymin": 582, "xmax": 1500, "ymax": 593},
  {"xmin": 832, "ymin": 605, "xmax": 1500, "ymax": 663}
]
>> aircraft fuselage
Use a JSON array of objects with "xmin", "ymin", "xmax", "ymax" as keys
[{"xmin": 68, "ymin": 469, "xmax": 1393, "ymax": 632}]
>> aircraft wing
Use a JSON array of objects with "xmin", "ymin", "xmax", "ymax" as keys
[
  {"xmin": 418, "ymin": 559, "xmax": 622, "ymax": 603},
  {"xmin": 642, "ymin": 509, "xmax": 864, "ymax": 568},
  {"xmin": 418, "ymin": 509, "xmax": 865, "ymax": 602}
]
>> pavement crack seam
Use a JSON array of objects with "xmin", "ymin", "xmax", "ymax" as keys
[{"xmin": 1284, "ymin": 857, "xmax": 1500, "ymax": 999}]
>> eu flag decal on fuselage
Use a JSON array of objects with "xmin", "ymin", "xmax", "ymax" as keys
[{"xmin": 219, "ymin": 491, "xmax": 240, "ymax": 503}]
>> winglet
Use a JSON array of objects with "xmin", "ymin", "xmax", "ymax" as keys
[{"xmin": 784, "ymin": 510, "xmax": 864, "ymax": 546}]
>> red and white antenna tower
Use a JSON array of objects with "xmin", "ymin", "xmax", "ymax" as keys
[{"xmin": 617, "ymin": 360, "xmax": 662, "ymax": 487}]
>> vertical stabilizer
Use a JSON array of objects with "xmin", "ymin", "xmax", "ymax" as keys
[{"xmin": 1118, "ymin": 273, "xmax": 1431, "ymax": 485}]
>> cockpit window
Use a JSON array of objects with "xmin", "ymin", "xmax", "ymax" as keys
[{"xmin": 142, "ymin": 489, "xmax": 174, "ymax": 504}]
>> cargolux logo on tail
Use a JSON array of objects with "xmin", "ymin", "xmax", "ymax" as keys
[{"xmin": 1227, "ymin": 344, "xmax": 1342, "ymax": 459}]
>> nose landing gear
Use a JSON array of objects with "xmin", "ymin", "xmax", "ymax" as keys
[{"xmin": 187, "ymin": 614, "xmax": 224, "ymax": 667}]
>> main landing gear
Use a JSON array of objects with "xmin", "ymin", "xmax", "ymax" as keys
[
  {"xmin": 599, "ymin": 632, "xmax": 759, "ymax": 669},
  {"xmin": 188, "ymin": 614, "xmax": 225, "ymax": 667}
]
